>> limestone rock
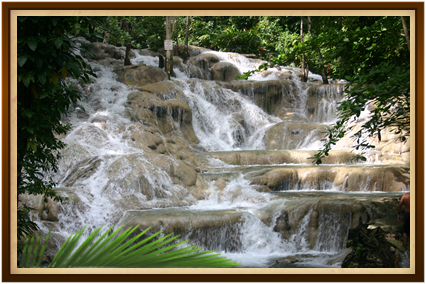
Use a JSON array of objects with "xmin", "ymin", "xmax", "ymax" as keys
[
  {"xmin": 116, "ymin": 209, "xmax": 245, "ymax": 252},
  {"xmin": 264, "ymin": 122, "xmax": 328, "ymax": 150},
  {"xmin": 85, "ymin": 42, "xmax": 121, "ymax": 60},
  {"xmin": 221, "ymin": 80, "xmax": 295, "ymax": 115},
  {"xmin": 275, "ymin": 256, "xmax": 299, "ymax": 264},
  {"xmin": 126, "ymin": 90, "xmax": 199, "ymax": 146},
  {"xmin": 115, "ymin": 65, "xmax": 167, "ymax": 87},
  {"xmin": 62, "ymin": 156, "xmax": 103, "ymax": 187},
  {"xmin": 187, "ymin": 53, "xmax": 220, "ymax": 79},
  {"xmin": 211, "ymin": 62, "xmax": 242, "ymax": 82},
  {"xmin": 215, "ymin": 178, "xmax": 227, "ymax": 191}
]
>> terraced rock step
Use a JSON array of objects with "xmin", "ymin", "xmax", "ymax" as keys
[
  {"xmin": 201, "ymin": 150, "xmax": 359, "ymax": 166},
  {"xmin": 201, "ymin": 164, "xmax": 410, "ymax": 192},
  {"xmin": 116, "ymin": 209, "xmax": 245, "ymax": 252}
]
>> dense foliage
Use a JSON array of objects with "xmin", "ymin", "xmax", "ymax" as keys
[
  {"xmin": 236, "ymin": 16, "xmax": 410, "ymax": 163},
  {"xmin": 17, "ymin": 16, "xmax": 96, "ymax": 249}
]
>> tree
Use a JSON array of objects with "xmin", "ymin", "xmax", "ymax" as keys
[
  {"xmin": 98, "ymin": 16, "xmax": 142, "ymax": 65},
  {"xmin": 306, "ymin": 16, "xmax": 328, "ymax": 84},
  {"xmin": 300, "ymin": 16, "xmax": 308, "ymax": 82},
  {"xmin": 165, "ymin": 16, "xmax": 176, "ymax": 79},
  {"xmin": 307, "ymin": 16, "xmax": 410, "ymax": 164},
  {"xmin": 17, "ymin": 16, "xmax": 96, "ymax": 249}
]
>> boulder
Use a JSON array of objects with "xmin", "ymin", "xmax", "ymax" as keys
[
  {"xmin": 136, "ymin": 81, "xmax": 185, "ymax": 101},
  {"xmin": 19, "ymin": 188, "xmax": 83, "ymax": 223},
  {"xmin": 61, "ymin": 156, "xmax": 103, "ymax": 187},
  {"xmin": 126, "ymin": 91, "xmax": 199, "ymax": 146},
  {"xmin": 115, "ymin": 65, "xmax": 167, "ymax": 87},
  {"xmin": 211, "ymin": 62, "xmax": 242, "ymax": 82},
  {"xmin": 68, "ymin": 124, "xmax": 109, "ymax": 149},
  {"xmin": 187, "ymin": 53, "xmax": 220, "ymax": 79},
  {"xmin": 85, "ymin": 42, "xmax": 120, "ymax": 60}
]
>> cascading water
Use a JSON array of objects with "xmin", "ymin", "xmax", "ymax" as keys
[{"xmin": 28, "ymin": 41, "xmax": 409, "ymax": 268}]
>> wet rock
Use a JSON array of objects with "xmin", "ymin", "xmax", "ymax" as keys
[
  {"xmin": 115, "ymin": 65, "xmax": 167, "ymax": 86},
  {"xmin": 221, "ymin": 80, "xmax": 292, "ymax": 115},
  {"xmin": 19, "ymin": 188, "xmax": 83, "ymax": 223},
  {"xmin": 276, "ymin": 256, "xmax": 299, "ymax": 264},
  {"xmin": 124, "ymin": 124, "xmax": 164, "ymax": 150},
  {"xmin": 326, "ymin": 248, "xmax": 353, "ymax": 265},
  {"xmin": 264, "ymin": 122, "xmax": 328, "ymax": 150},
  {"xmin": 62, "ymin": 156, "xmax": 103, "ymax": 187},
  {"xmin": 253, "ymin": 193, "xmax": 402, "ymax": 252},
  {"xmin": 136, "ymin": 49, "xmax": 160, "ymax": 57},
  {"xmin": 211, "ymin": 62, "xmax": 242, "ymax": 82},
  {"xmin": 204, "ymin": 150, "xmax": 357, "ymax": 166},
  {"xmin": 187, "ymin": 53, "xmax": 220, "ymax": 79},
  {"xmin": 69, "ymin": 124, "xmax": 109, "ymax": 148},
  {"xmin": 248, "ymin": 164, "xmax": 410, "ymax": 192},
  {"xmin": 173, "ymin": 56, "xmax": 186, "ymax": 72},
  {"xmin": 215, "ymin": 178, "xmax": 227, "ymax": 191},
  {"xmin": 307, "ymin": 84, "xmax": 346, "ymax": 122},
  {"xmin": 85, "ymin": 42, "xmax": 120, "ymax": 60},
  {"xmin": 57, "ymin": 143, "xmax": 91, "ymax": 177},
  {"xmin": 126, "ymin": 91, "xmax": 199, "ymax": 146},
  {"xmin": 136, "ymin": 81, "xmax": 186, "ymax": 101},
  {"xmin": 116, "ymin": 209, "xmax": 244, "ymax": 252}
]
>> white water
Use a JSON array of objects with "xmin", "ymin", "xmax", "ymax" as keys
[{"xmin": 31, "ymin": 45, "xmax": 408, "ymax": 268}]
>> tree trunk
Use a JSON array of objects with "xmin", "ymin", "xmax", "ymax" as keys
[
  {"xmin": 401, "ymin": 16, "xmax": 410, "ymax": 52},
  {"xmin": 185, "ymin": 16, "xmax": 190, "ymax": 49},
  {"xmin": 181, "ymin": 16, "xmax": 191, "ymax": 62},
  {"xmin": 307, "ymin": 16, "xmax": 328, "ymax": 84},
  {"xmin": 103, "ymin": 16, "xmax": 112, "ymax": 44},
  {"xmin": 165, "ymin": 16, "xmax": 175, "ymax": 79},
  {"xmin": 300, "ymin": 17, "xmax": 308, "ymax": 83},
  {"xmin": 305, "ymin": 63, "xmax": 310, "ymax": 82},
  {"xmin": 123, "ymin": 17, "xmax": 132, "ymax": 66}
]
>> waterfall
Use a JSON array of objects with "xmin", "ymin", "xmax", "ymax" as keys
[{"xmin": 26, "ymin": 42, "xmax": 409, "ymax": 268}]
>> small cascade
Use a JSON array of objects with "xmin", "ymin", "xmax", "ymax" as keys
[
  {"xmin": 24, "ymin": 41, "xmax": 410, "ymax": 268},
  {"xmin": 314, "ymin": 210, "xmax": 351, "ymax": 252}
]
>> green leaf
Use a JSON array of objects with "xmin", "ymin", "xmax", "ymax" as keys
[
  {"xmin": 38, "ymin": 73, "xmax": 47, "ymax": 85},
  {"xmin": 54, "ymin": 38, "xmax": 63, "ymax": 49},
  {"xmin": 28, "ymin": 41, "xmax": 38, "ymax": 51},
  {"xmin": 43, "ymin": 225, "xmax": 240, "ymax": 268},
  {"xmin": 20, "ymin": 73, "xmax": 32, "ymax": 88},
  {"xmin": 18, "ymin": 55, "xmax": 28, "ymax": 67}
]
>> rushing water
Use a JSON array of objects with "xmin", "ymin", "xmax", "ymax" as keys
[{"xmin": 30, "ymin": 43, "xmax": 409, "ymax": 268}]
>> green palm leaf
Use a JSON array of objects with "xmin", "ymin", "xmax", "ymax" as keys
[{"xmin": 19, "ymin": 226, "xmax": 240, "ymax": 268}]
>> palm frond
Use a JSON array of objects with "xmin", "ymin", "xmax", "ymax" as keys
[{"xmin": 20, "ymin": 226, "xmax": 240, "ymax": 268}]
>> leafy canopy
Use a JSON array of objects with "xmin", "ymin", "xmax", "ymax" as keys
[
  {"xmin": 237, "ymin": 16, "xmax": 410, "ymax": 163},
  {"xmin": 17, "ymin": 16, "xmax": 96, "ymax": 246}
]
